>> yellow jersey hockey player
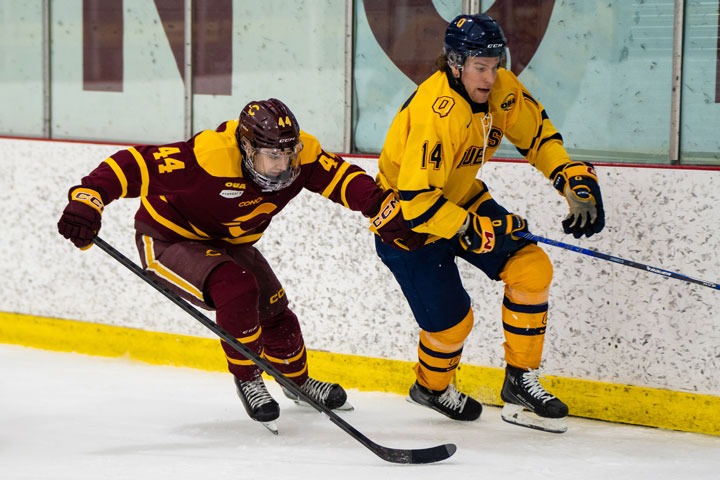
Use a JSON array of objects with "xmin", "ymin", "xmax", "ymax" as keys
[{"xmin": 374, "ymin": 14, "xmax": 605, "ymax": 433}]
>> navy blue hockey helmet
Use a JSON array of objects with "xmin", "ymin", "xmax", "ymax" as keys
[{"xmin": 444, "ymin": 14, "xmax": 507, "ymax": 70}]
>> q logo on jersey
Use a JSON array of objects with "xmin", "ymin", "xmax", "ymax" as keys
[
  {"xmin": 501, "ymin": 93, "xmax": 516, "ymax": 111},
  {"xmin": 432, "ymin": 96, "xmax": 455, "ymax": 117}
]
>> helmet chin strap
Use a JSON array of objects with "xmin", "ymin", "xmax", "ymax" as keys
[{"xmin": 449, "ymin": 65, "xmax": 473, "ymax": 102}]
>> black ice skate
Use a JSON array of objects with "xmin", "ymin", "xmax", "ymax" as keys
[
  {"xmin": 407, "ymin": 381, "xmax": 482, "ymax": 421},
  {"xmin": 282, "ymin": 377, "xmax": 353, "ymax": 411},
  {"xmin": 235, "ymin": 376, "xmax": 280, "ymax": 434},
  {"xmin": 500, "ymin": 365, "xmax": 568, "ymax": 434}
]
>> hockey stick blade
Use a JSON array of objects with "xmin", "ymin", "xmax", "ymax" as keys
[
  {"xmin": 368, "ymin": 441, "xmax": 457, "ymax": 464},
  {"xmin": 92, "ymin": 237, "xmax": 457, "ymax": 464},
  {"xmin": 518, "ymin": 232, "xmax": 719, "ymax": 290}
]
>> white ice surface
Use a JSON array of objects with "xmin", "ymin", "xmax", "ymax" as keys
[{"xmin": 1, "ymin": 344, "xmax": 718, "ymax": 480}]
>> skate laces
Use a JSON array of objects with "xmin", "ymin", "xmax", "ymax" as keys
[
  {"xmin": 521, "ymin": 369, "xmax": 556, "ymax": 403},
  {"xmin": 301, "ymin": 378, "xmax": 334, "ymax": 403},
  {"xmin": 240, "ymin": 378, "xmax": 275, "ymax": 408},
  {"xmin": 437, "ymin": 384, "xmax": 468, "ymax": 411}
]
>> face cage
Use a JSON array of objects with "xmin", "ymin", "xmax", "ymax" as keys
[{"xmin": 241, "ymin": 140, "xmax": 303, "ymax": 192}]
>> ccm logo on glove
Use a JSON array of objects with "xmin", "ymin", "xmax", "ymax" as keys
[
  {"xmin": 71, "ymin": 188, "xmax": 104, "ymax": 213},
  {"xmin": 371, "ymin": 195, "xmax": 399, "ymax": 229},
  {"xmin": 368, "ymin": 190, "xmax": 427, "ymax": 251},
  {"xmin": 58, "ymin": 185, "xmax": 105, "ymax": 249}
]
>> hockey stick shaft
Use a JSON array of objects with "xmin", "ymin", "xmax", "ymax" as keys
[
  {"xmin": 93, "ymin": 236, "xmax": 455, "ymax": 464},
  {"xmin": 518, "ymin": 232, "xmax": 719, "ymax": 290}
]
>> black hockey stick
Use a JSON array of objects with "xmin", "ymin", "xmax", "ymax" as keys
[
  {"xmin": 518, "ymin": 232, "xmax": 719, "ymax": 290},
  {"xmin": 93, "ymin": 236, "xmax": 456, "ymax": 464}
]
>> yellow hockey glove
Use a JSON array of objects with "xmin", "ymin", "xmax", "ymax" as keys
[{"xmin": 459, "ymin": 212, "xmax": 528, "ymax": 254}]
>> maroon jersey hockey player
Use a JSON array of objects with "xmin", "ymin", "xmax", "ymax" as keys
[{"xmin": 58, "ymin": 98, "xmax": 424, "ymax": 432}]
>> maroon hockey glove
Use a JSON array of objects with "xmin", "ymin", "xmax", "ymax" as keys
[
  {"xmin": 368, "ymin": 190, "xmax": 427, "ymax": 251},
  {"xmin": 57, "ymin": 186, "xmax": 104, "ymax": 249},
  {"xmin": 459, "ymin": 212, "xmax": 528, "ymax": 254},
  {"xmin": 551, "ymin": 161, "xmax": 605, "ymax": 238}
]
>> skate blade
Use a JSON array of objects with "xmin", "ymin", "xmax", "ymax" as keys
[
  {"xmin": 259, "ymin": 420, "xmax": 279, "ymax": 435},
  {"xmin": 406, "ymin": 395, "xmax": 421, "ymax": 406},
  {"xmin": 501, "ymin": 404, "xmax": 567, "ymax": 434},
  {"xmin": 290, "ymin": 398, "xmax": 354, "ymax": 411}
]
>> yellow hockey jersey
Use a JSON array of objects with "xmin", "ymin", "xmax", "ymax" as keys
[{"xmin": 377, "ymin": 68, "xmax": 571, "ymax": 240}]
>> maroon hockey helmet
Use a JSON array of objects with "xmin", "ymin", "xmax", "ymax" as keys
[{"xmin": 237, "ymin": 98, "xmax": 303, "ymax": 191}]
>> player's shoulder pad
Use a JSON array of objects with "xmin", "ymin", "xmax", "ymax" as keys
[
  {"xmin": 409, "ymin": 71, "xmax": 472, "ymax": 135},
  {"xmin": 417, "ymin": 71, "xmax": 464, "ymax": 119},
  {"xmin": 489, "ymin": 68, "xmax": 524, "ymax": 114},
  {"xmin": 298, "ymin": 130, "xmax": 324, "ymax": 166},
  {"xmin": 193, "ymin": 120, "xmax": 243, "ymax": 177}
]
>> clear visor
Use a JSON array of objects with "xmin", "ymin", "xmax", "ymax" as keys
[
  {"xmin": 253, "ymin": 142, "xmax": 303, "ymax": 176},
  {"xmin": 242, "ymin": 140, "xmax": 304, "ymax": 191}
]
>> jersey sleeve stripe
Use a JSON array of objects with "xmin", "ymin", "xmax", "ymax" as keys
[
  {"xmin": 103, "ymin": 157, "xmax": 128, "ymax": 198},
  {"xmin": 339, "ymin": 171, "xmax": 364, "ymax": 208},
  {"xmin": 461, "ymin": 184, "xmax": 489, "ymax": 209},
  {"xmin": 406, "ymin": 196, "xmax": 447, "ymax": 228},
  {"xmin": 320, "ymin": 161, "xmax": 351, "ymax": 198},
  {"xmin": 522, "ymin": 92, "xmax": 539, "ymax": 107},
  {"xmin": 464, "ymin": 192, "xmax": 493, "ymax": 213},
  {"xmin": 527, "ymin": 123, "xmax": 544, "ymax": 152},
  {"xmin": 400, "ymin": 90, "xmax": 417, "ymax": 111},
  {"xmin": 128, "ymin": 147, "xmax": 150, "ymax": 197},
  {"xmin": 398, "ymin": 187, "xmax": 436, "ymax": 201},
  {"xmin": 537, "ymin": 132, "xmax": 564, "ymax": 150}
]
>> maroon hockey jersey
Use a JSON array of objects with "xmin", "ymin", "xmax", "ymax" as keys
[{"xmin": 80, "ymin": 120, "xmax": 382, "ymax": 246}]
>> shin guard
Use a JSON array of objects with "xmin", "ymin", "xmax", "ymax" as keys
[
  {"xmin": 206, "ymin": 262, "xmax": 263, "ymax": 380},
  {"xmin": 499, "ymin": 244, "xmax": 553, "ymax": 369},
  {"xmin": 260, "ymin": 308, "xmax": 308, "ymax": 386},
  {"xmin": 414, "ymin": 309, "xmax": 474, "ymax": 391}
]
